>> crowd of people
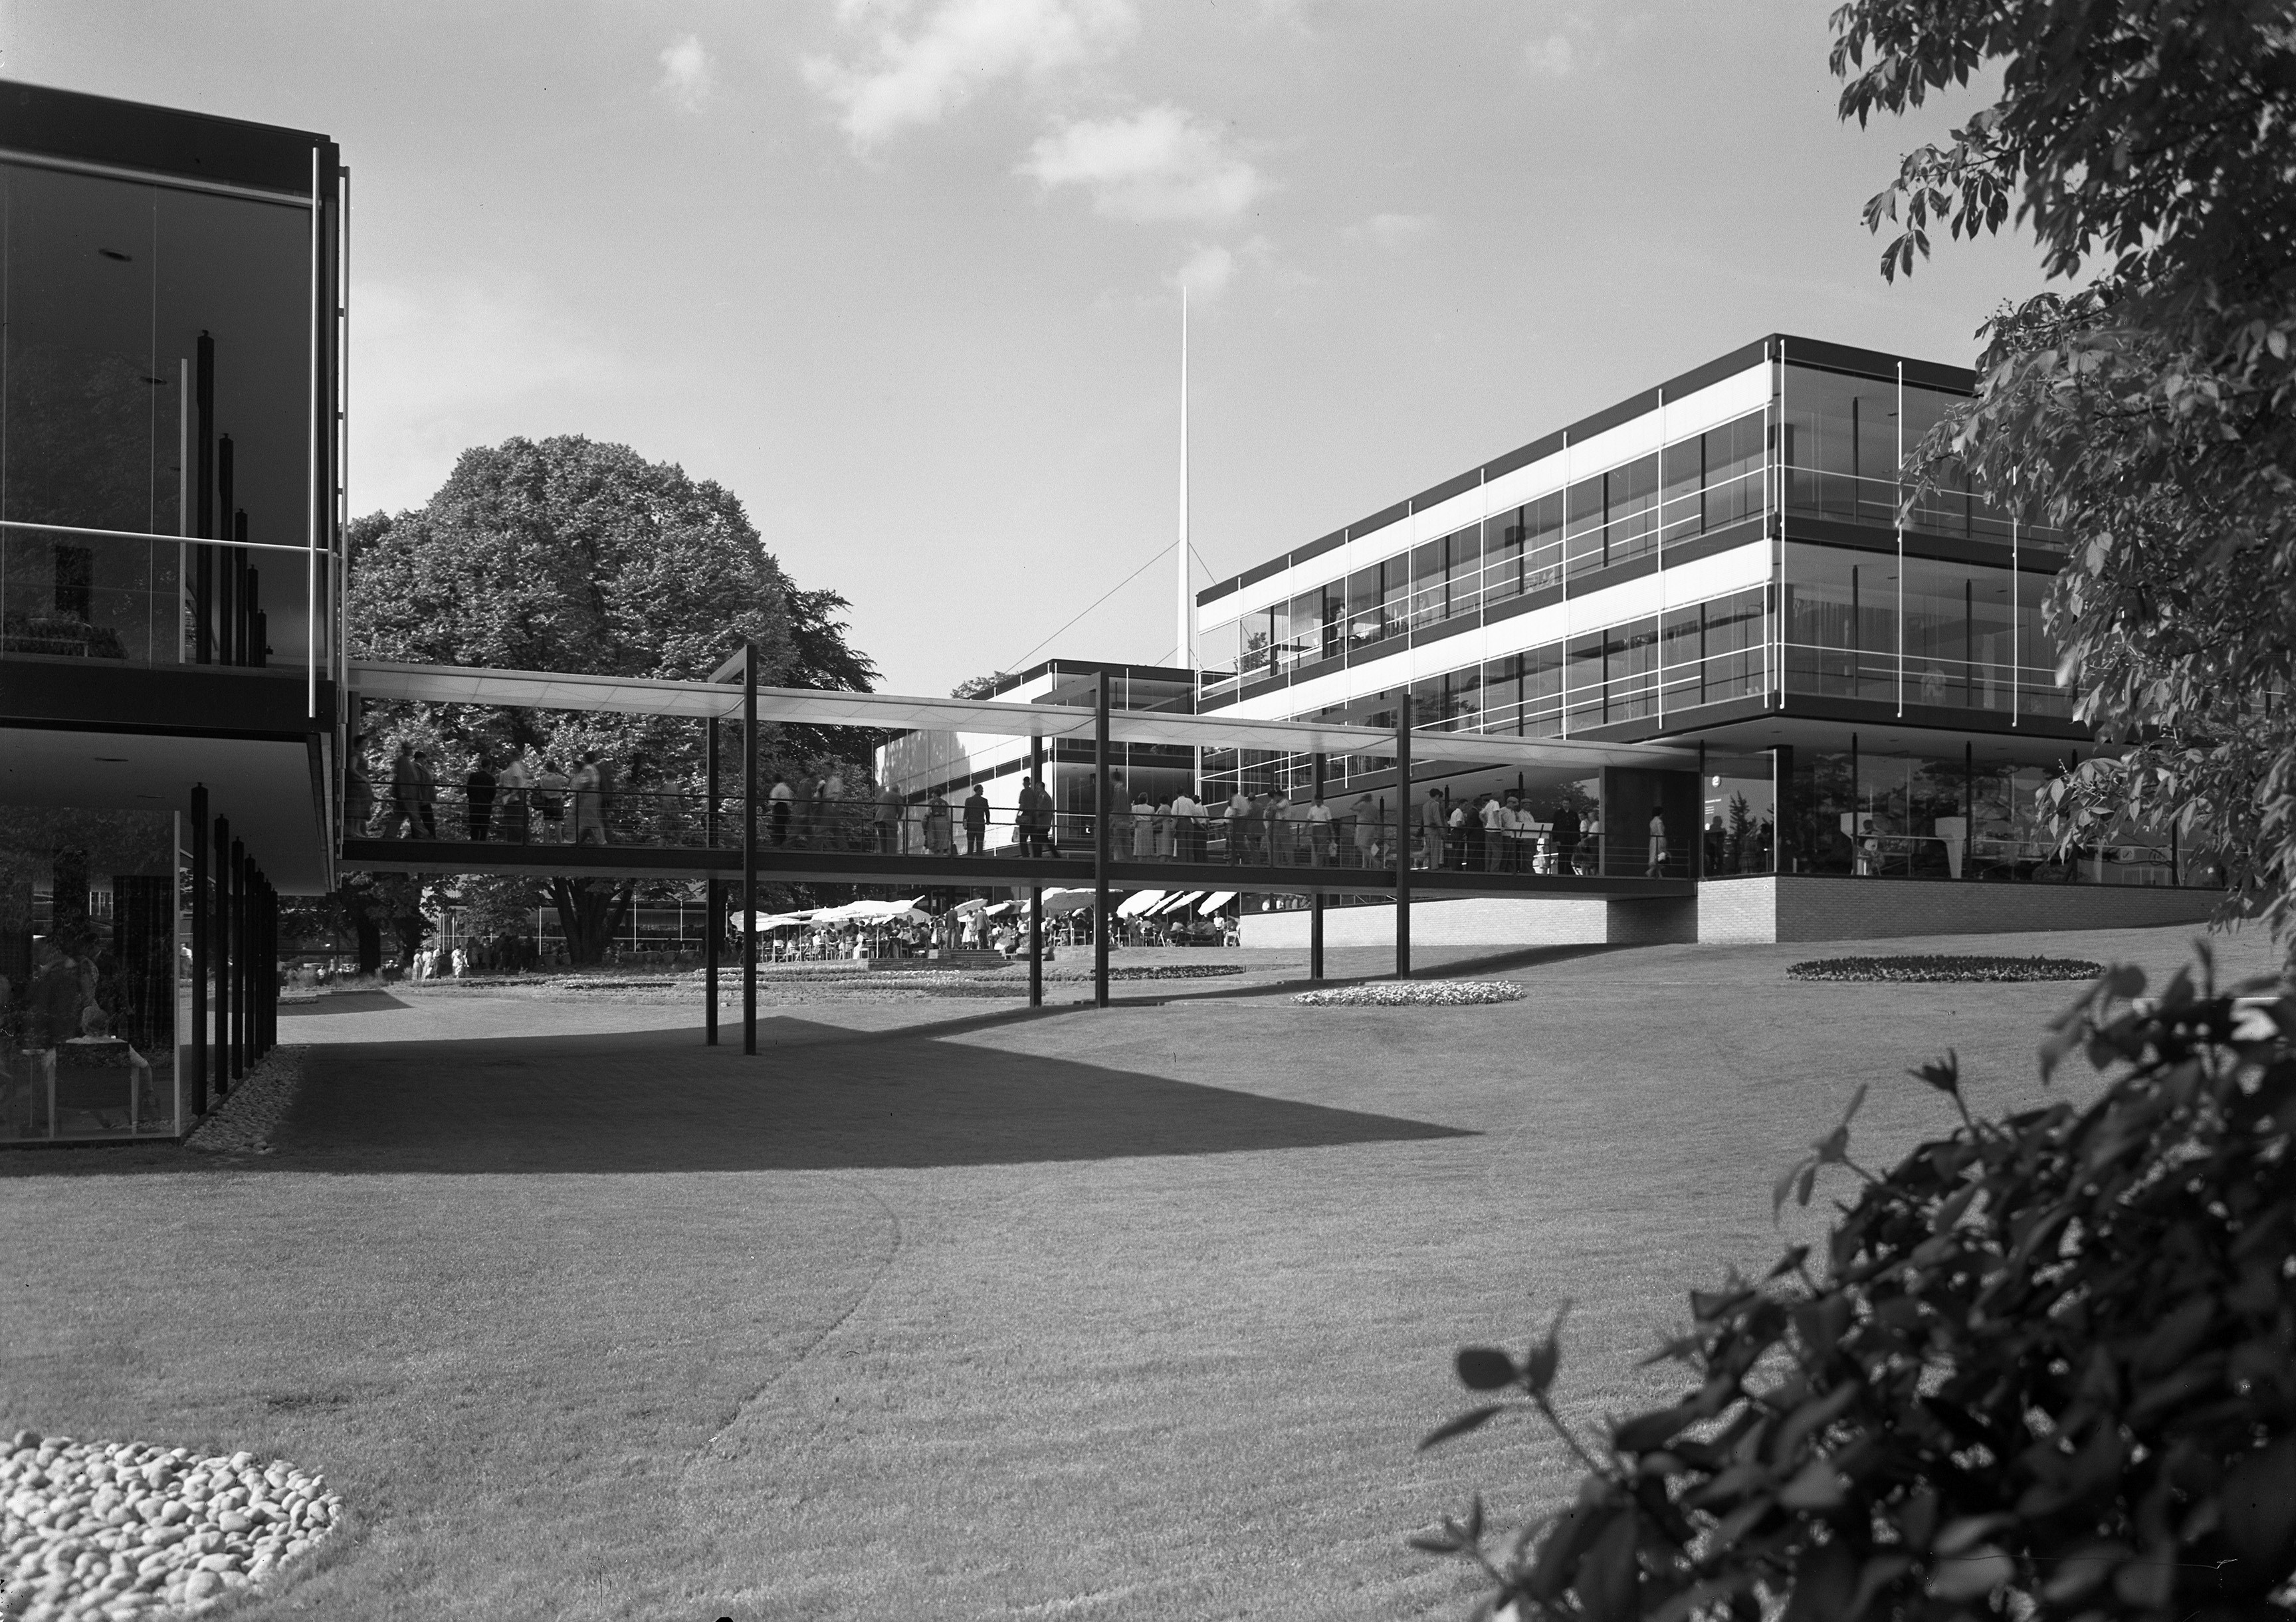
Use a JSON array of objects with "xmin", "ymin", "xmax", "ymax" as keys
[{"xmin": 346, "ymin": 740, "xmax": 631, "ymax": 846}]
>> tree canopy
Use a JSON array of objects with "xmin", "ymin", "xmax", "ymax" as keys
[
  {"xmin": 348, "ymin": 435, "xmax": 881, "ymax": 962},
  {"xmin": 1829, "ymin": 0, "xmax": 2296, "ymax": 943}
]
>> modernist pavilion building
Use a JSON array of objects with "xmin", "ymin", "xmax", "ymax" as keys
[
  {"xmin": 1179, "ymin": 334, "xmax": 2218, "ymax": 946},
  {"xmin": 0, "ymin": 82, "xmax": 340, "ymax": 1143}
]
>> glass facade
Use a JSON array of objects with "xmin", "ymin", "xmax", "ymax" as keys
[
  {"xmin": 1202, "ymin": 407, "xmax": 1770, "ymax": 696},
  {"xmin": 0, "ymin": 159, "xmax": 329, "ymax": 676},
  {"xmin": 0, "ymin": 806, "xmax": 185, "ymax": 1142}
]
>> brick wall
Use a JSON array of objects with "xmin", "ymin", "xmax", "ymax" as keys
[{"xmin": 1700, "ymin": 876, "xmax": 2220, "ymax": 944}]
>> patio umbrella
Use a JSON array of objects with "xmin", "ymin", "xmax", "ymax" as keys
[
  {"xmin": 1116, "ymin": 890, "xmax": 1166, "ymax": 918},
  {"xmin": 1194, "ymin": 890, "xmax": 1235, "ymax": 916},
  {"xmin": 1150, "ymin": 891, "xmax": 1202, "ymax": 917}
]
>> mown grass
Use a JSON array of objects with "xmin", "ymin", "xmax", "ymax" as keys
[{"xmin": 1, "ymin": 924, "xmax": 2275, "ymax": 1621}]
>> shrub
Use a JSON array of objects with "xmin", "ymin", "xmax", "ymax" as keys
[{"xmin": 1415, "ymin": 950, "xmax": 2296, "ymax": 1619}]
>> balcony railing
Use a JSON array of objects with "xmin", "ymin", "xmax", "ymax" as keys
[{"xmin": 0, "ymin": 520, "xmax": 330, "ymax": 678}]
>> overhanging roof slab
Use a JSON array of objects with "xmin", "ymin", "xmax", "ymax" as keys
[{"xmin": 348, "ymin": 660, "xmax": 1696, "ymax": 775}]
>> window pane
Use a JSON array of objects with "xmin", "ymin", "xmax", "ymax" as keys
[
  {"xmin": 1607, "ymin": 455, "xmax": 1659, "ymax": 563},
  {"xmin": 1481, "ymin": 506, "xmax": 1525, "ymax": 605},
  {"xmin": 1523, "ymin": 642, "xmax": 1564, "ymax": 736},
  {"xmin": 1660, "ymin": 437, "xmax": 1703, "ymax": 543},
  {"xmin": 1565, "ymin": 474, "xmax": 1606, "ymax": 573},
  {"xmin": 1564, "ymin": 632, "xmax": 1606, "ymax": 729}
]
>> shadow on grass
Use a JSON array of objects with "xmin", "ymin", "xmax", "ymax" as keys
[
  {"xmin": 3, "ymin": 1017, "xmax": 1475, "ymax": 1177},
  {"xmin": 278, "ymin": 990, "xmax": 411, "ymax": 1016}
]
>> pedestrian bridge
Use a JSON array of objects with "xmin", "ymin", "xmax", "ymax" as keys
[{"xmin": 340, "ymin": 647, "xmax": 1703, "ymax": 1023}]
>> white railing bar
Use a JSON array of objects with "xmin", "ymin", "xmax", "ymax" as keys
[{"xmin": 0, "ymin": 518, "xmax": 314, "ymax": 557}]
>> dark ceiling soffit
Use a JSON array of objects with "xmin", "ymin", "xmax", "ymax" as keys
[{"xmin": 0, "ymin": 80, "xmax": 332, "ymax": 197}]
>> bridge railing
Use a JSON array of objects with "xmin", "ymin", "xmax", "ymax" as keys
[{"xmin": 348, "ymin": 786, "xmax": 1695, "ymax": 878}]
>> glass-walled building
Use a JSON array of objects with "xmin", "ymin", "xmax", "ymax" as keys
[
  {"xmin": 876, "ymin": 660, "xmax": 1196, "ymax": 851},
  {"xmin": 0, "ymin": 82, "xmax": 342, "ymax": 1141},
  {"xmin": 1195, "ymin": 336, "xmax": 2210, "ymax": 928}
]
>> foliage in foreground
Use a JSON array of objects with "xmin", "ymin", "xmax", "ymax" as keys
[
  {"xmin": 1786, "ymin": 956, "xmax": 2105, "ymax": 984},
  {"xmin": 1828, "ymin": 0, "xmax": 2296, "ymax": 941},
  {"xmin": 1416, "ymin": 952, "xmax": 2296, "ymax": 1619}
]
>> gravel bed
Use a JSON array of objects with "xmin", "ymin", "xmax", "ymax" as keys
[
  {"xmin": 1293, "ymin": 980, "xmax": 1525, "ymax": 1007},
  {"xmin": 182, "ymin": 1047, "xmax": 306, "ymax": 1156},
  {"xmin": 1, "ymin": 1431, "xmax": 342, "ymax": 1618},
  {"xmin": 1786, "ymin": 954, "xmax": 2107, "ymax": 983}
]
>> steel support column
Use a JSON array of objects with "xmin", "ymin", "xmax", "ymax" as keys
[
  {"xmin": 231, "ymin": 842, "xmax": 247, "ymax": 1079},
  {"xmin": 189, "ymin": 786, "xmax": 209, "ymax": 1118},
  {"xmin": 704, "ymin": 715, "xmax": 719, "ymax": 1047},
  {"xmin": 1028, "ymin": 734, "xmax": 1043, "ymax": 1009},
  {"xmin": 1394, "ymin": 712, "xmax": 1411, "ymax": 979},
  {"xmin": 1310, "ymin": 752, "xmax": 1326, "ymax": 983},
  {"xmin": 1093, "ymin": 675, "xmax": 1111, "ymax": 1009},
  {"xmin": 742, "ymin": 641, "xmax": 758, "ymax": 1057},
  {"xmin": 211, "ymin": 817, "xmax": 231, "ymax": 1095}
]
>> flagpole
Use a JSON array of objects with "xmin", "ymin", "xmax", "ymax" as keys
[{"xmin": 1178, "ymin": 286, "xmax": 1190, "ymax": 674}]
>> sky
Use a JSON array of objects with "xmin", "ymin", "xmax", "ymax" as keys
[{"xmin": 6, "ymin": 0, "xmax": 2048, "ymax": 697}]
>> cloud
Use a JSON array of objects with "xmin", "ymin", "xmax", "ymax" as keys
[
  {"xmin": 1172, "ymin": 243, "xmax": 1236, "ymax": 300},
  {"xmin": 1019, "ymin": 105, "xmax": 1266, "ymax": 223},
  {"xmin": 350, "ymin": 277, "xmax": 623, "ymax": 515},
  {"xmin": 657, "ymin": 34, "xmax": 716, "ymax": 110},
  {"xmin": 1524, "ymin": 32, "xmax": 1576, "ymax": 76},
  {"xmin": 1345, "ymin": 211, "xmax": 1435, "ymax": 250},
  {"xmin": 804, "ymin": 0, "xmax": 1136, "ymax": 150}
]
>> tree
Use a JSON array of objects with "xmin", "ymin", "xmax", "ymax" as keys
[
  {"xmin": 950, "ymin": 672, "xmax": 1011, "ymax": 700},
  {"xmin": 1827, "ymin": 0, "xmax": 2296, "ymax": 946},
  {"xmin": 349, "ymin": 436, "xmax": 880, "ymax": 963}
]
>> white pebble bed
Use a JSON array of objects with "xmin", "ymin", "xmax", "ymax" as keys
[
  {"xmin": 1293, "ymin": 980, "xmax": 1526, "ymax": 1007},
  {"xmin": 182, "ymin": 1047, "xmax": 306, "ymax": 1156},
  {"xmin": 1, "ymin": 1431, "xmax": 341, "ymax": 1619}
]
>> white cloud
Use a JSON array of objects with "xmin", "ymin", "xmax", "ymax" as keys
[
  {"xmin": 1345, "ymin": 211, "xmax": 1435, "ymax": 250},
  {"xmin": 1172, "ymin": 243, "xmax": 1236, "ymax": 300},
  {"xmin": 1525, "ymin": 32, "xmax": 1576, "ymax": 76},
  {"xmin": 1019, "ymin": 105, "xmax": 1265, "ymax": 223},
  {"xmin": 657, "ymin": 34, "xmax": 716, "ymax": 111},
  {"xmin": 804, "ymin": 0, "xmax": 1136, "ymax": 150}
]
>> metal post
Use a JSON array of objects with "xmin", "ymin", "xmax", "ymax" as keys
[
  {"xmin": 1310, "ymin": 752, "xmax": 1326, "ymax": 982},
  {"xmin": 1394, "ymin": 709, "xmax": 1411, "ymax": 979},
  {"xmin": 231, "ymin": 842, "xmax": 247, "ymax": 1080},
  {"xmin": 195, "ymin": 334, "xmax": 214, "ymax": 664},
  {"xmin": 211, "ymin": 817, "xmax": 230, "ymax": 1095},
  {"xmin": 704, "ymin": 715, "xmax": 719, "ymax": 1047},
  {"xmin": 1094, "ymin": 674, "xmax": 1111, "ymax": 1009},
  {"xmin": 1029, "ymin": 733, "xmax": 1044, "ymax": 1008},
  {"xmin": 189, "ymin": 785, "xmax": 209, "ymax": 1118},
  {"xmin": 742, "ymin": 641, "xmax": 758, "ymax": 1057}
]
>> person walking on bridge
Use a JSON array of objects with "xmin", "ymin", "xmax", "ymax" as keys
[{"xmin": 963, "ymin": 785, "xmax": 990, "ymax": 855}]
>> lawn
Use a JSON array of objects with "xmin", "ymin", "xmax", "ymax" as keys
[{"xmin": 2, "ymin": 923, "xmax": 2277, "ymax": 1621}]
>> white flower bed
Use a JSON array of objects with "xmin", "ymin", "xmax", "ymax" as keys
[
  {"xmin": 1, "ymin": 1432, "xmax": 342, "ymax": 1617},
  {"xmin": 1293, "ymin": 980, "xmax": 1525, "ymax": 1007}
]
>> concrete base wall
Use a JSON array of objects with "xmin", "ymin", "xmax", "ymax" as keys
[
  {"xmin": 1238, "ymin": 895, "xmax": 1697, "ymax": 950},
  {"xmin": 1699, "ymin": 876, "xmax": 2219, "ymax": 944},
  {"xmin": 1236, "ymin": 881, "xmax": 2218, "ymax": 952}
]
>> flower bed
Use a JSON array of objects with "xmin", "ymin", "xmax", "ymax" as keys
[
  {"xmin": 1293, "ymin": 980, "xmax": 1524, "ymax": 1007},
  {"xmin": 1786, "ymin": 954, "xmax": 2106, "ymax": 983}
]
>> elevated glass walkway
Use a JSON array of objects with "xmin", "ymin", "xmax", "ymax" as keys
[{"xmin": 340, "ymin": 648, "xmax": 1703, "ymax": 1035}]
